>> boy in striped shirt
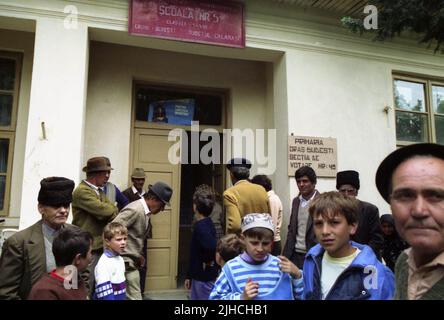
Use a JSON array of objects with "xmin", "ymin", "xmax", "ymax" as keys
[{"xmin": 210, "ymin": 213, "xmax": 303, "ymax": 300}]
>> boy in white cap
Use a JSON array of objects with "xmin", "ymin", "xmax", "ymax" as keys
[{"xmin": 209, "ymin": 213, "xmax": 303, "ymax": 300}]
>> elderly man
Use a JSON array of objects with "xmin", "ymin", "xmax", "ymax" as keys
[
  {"xmin": 72, "ymin": 156, "xmax": 119, "ymax": 293},
  {"xmin": 113, "ymin": 182, "xmax": 172, "ymax": 299},
  {"xmin": 376, "ymin": 143, "xmax": 444, "ymax": 300},
  {"xmin": 283, "ymin": 166, "xmax": 320, "ymax": 269},
  {"xmin": 336, "ymin": 170, "xmax": 383, "ymax": 258},
  {"xmin": 0, "ymin": 177, "xmax": 76, "ymax": 299},
  {"xmin": 223, "ymin": 158, "xmax": 270, "ymax": 235}
]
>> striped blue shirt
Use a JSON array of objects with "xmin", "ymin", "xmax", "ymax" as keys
[{"xmin": 209, "ymin": 255, "xmax": 303, "ymax": 300}]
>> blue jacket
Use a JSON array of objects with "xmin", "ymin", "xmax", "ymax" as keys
[{"xmin": 303, "ymin": 241, "xmax": 394, "ymax": 300}]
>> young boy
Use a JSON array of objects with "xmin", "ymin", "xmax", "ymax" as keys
[
  {"xmin": 215, "ymin": 234, "xmax": 244, "ymax": 267},
  {"xmin": 210, "ymin": 213, "xmax": 303, "ymax": 300},
  {"xmin": 303, "ymin": 191, "xmax": 395, "ymax": 300},
  {"xmin": 184, "ymin": 185, "xmax": 219, "ymax": 300},
  {"xmin": 28, "ymin": 227, "xmax": 93, "ymax": 300},
  {"xmin": 94, "ymin": 222, "xmax": 128, "ymax": 300}
]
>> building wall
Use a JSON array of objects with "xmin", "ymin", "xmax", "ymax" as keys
[
  {"xmin": 84, "ymin": 41, "xmax": 269, "ymax": 190},
  {"xmin": 0, "ymin": 29, "xmax": 34, "ymax": 226}
]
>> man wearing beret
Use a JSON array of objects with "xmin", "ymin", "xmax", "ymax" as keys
[
  {"xmin": 223, "ymin": 158, "xmax": 270, "ymax": 235},
  {"xmin": 72, "ymin": 157, "xmax": 119, "ymax": 294},
  {"xmin": 376, "ymin": 143, "xmax": 444, "ymax": 300},
  {"xmin": 0, "ymin": 177, "xmax": 77, "ymax": 299},
  {"xmin": 336, "ymin": 170, "xmax": 383, "ymax": 259}
]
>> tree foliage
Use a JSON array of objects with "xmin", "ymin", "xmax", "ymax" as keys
[{"xmin": 342, "ymin": 0, "xmax": 444, "ymax": 53}]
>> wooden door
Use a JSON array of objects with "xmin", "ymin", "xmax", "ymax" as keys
[{"xmin": 133, "ymin": 128, "xmax": 180, "ymax": 290}]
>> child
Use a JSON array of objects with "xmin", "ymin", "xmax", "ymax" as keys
[
  {"xmin": 303, "ymin": 191, "xmax": 394, "ymax": 300},
  {"xmin": 94, "ymin": 222, "xmax": 128, "ymax": 300},
  {"xmin": 184, "ymin": 185, "xmax": 219, "ymax": 300},
  {"xmin": 215, "ymin": 233, "xmax": 244, "ymax": 267},
  {"xmin": 380, "ymin": 214, "xmax": 409, "ymax": 272},
  {"xmin": 209, "ymin": 213, "xmax": 303, "ymax": 300},
  {"xmin": 28, "ymin": 227, "xmax": 93, "ymax": 300}
]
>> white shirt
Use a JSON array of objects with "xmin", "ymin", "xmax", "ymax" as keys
[
  {"xmin": 83, "ymin": 179, "xmax": 100, "ymax": 196},
  {"xmin": 299, "ymin": 191, "xmax": 317, "ymax": 208},
  {"xmin": 131, "ymin": 186, "xmax": 145, "ymax": 198}
]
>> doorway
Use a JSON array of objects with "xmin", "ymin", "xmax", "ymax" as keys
[{"xmin": 177, "ymin": 131, "xmax": 224, "ymax": 288}]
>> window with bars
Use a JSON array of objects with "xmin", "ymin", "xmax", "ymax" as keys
[
  {"xmin": 393, "ymin": 76, "xmax": 444, "ymax": 145},
  {"xmin": 0, "ymin": 52, "xmax": 21, "ymax": 216}
]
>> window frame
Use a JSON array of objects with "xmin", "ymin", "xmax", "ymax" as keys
[
  {"xmin": 0, "ymin": 131, "xmax": 14, "ymax": 217},
  {"xmin": 393, "ymin": 74, "xmax": 444, "ymax": 146},
  {"xmin": 0, "ymin": 51, "xmax": 21, "ymax": 216}
]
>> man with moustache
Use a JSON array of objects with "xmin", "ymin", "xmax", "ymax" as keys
[{"xmin": 376, "ymin": 143, "xmax": 444, "ymax": 299}]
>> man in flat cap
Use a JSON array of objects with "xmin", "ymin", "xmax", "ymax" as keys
[
  {"xmin": 336, "ymin": 170, "xmax": 383, "ymax": 259},
  {"xmin": 0, "ymin": 177, "xmax": 77, "ymax": 299},
  {"xmin": 376, "ymin": 143, "xmax": 444, "ymax": 300},
  {"xmin": 223, "ymin": 158, "xmax": 270, "ymax": 235},
  {"xmin": 72, "ymin": 156, "xmax": 119, "ymax": 294},
  {"xmin": 113, "ymin": 182, "xmax": 172, "ymax": 299}
]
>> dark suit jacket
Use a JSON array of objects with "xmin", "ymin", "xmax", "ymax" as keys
[
  {"xmin": 351, "ymin": 200, "xmax": 383, "ymax": 259},
  {"xmin": 283, "ymin": 190, "xmax": 320, "ymax": 258},
  {"xmin": 0, "ymin": 220, "xmax": 77, "ymax": 300}
]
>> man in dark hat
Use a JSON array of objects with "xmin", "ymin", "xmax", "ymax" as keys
[
  {"xmin": 72, "ymin": 156, "xmax": 119, "ymax": 295},
  {"xmin": 375, "ymin": 143, "xmax": 444, "ymax": 300},
  {"xmin": 223, "ymin": 157, "xmax": 270, "ymax": 234},
  {"xmin": 336, "ymin": 170, "xmax": 383, "ymax": 259},
  {"xmin": 0, "ymin": 177, "xmax": 77, "ymax": 299},
  {"xmin": 113, "ymin": 181, "xmax": 172, "ymax": 299}
]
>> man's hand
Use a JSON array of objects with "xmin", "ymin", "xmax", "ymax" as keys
[
  {"xmin": 278, "ymin": 255, "xmax": 302, "ymax": 279},
  {"xmin": 242, "ymin": 277, "xmax": 259, "ymax": 300},
  {"xmin": 137, "ymin": 256, "xmax": 146, "ymax": 269}
]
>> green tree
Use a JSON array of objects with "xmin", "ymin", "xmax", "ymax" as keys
[{"xmin": 342, "ymin": 0, "xmax": 444, "ymax": 53}]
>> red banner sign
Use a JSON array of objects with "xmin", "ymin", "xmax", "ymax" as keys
[{"xmin": 129, "ymin": 0, "xmax": 245, "ymax": 48}]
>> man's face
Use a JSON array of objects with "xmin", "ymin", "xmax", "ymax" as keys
[
  {"xmin": 313, "ymin": 211, "xmax": 357, "ymax": 258},
  {"xmin": 38, "ymin": 204, "xmax": 70, "ymax": 229},
  {"xmin": 296, "ymin": 175, "xmax": 315, "ymax": 198},
  {"xmin": 95, "ymin": 171, "xmax": 110, "ymax": 187},
  {"xmin": 75, "ymin": 243, "xmax": 93, "ymax": 272},
  {"xmin": 242, "ymin": 235, "xmax": 273, "ymax": 262},
  {"xmin": 132, "ymin": 178, "xmax": 145, "ymax": 192},
  {"xmin": 338, "ymin": 184, "xmax": 358, "ymax": 198},
  {"xmin": 147, "ymin": 198, "xmax": 166, "ymax": 215},
  {"xmin": 390, "ymin": 157, "xmax": 444, "ymax": 264}
]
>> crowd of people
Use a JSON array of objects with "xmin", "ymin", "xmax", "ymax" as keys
[{"xmin": 1, "ymin": 141, "xmax": 444, "ymax": 300}]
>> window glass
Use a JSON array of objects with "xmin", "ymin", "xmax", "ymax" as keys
[
  {"xmin": 0, "ymin": 138, "xmax": 8, "ymax": 173},
  {"xmin": 432, "ymin": 85, "xmax": 444, "ymax": 114},
  {"xmin": 394, "ymin": 80, "xmax": 426, "ymax": 112},
  {"xmin": 135, "ymin": 87, "xmax": 222, "ymax": 126},
  {"xmin": 0, "ymin": 175, "xmax": 5, "ymax": 210},
  {"xmin": 0, "ymin": 58, "xmax": 15, "ymax": 90},
  {"xmin": 0, "ymin": 94, "xmax": 13, "ymax": 126},
  {"xmin": 395, "ymin": 111, "xmax": 428, "ymax": 142},
  {"xmin": 435, "ymin": 115, "xmax": 444, "ymax": 145}
]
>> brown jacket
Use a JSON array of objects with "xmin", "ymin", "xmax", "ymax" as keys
[
  {"xmin": 282, "ymin": 190, "xmax": 320, "ymax": 258},
  {"xmin": 223, "ymin": 180, "xmax": 270, "ymax": 234},
  {"xmin": 0, "ymin": 220, "xmax": 77, "ymax": 300}
]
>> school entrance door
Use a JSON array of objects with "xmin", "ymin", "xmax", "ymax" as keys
[{"xmin": 133, "ymin": 128, "xmax": 180, "ymax": 290}]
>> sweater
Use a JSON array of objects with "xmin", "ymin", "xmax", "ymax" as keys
[
  {"xmin": 28, "ymin": 272, "xmax": 88, "ymax": 300},
  {"xmin": 94, "ymin": 250, "xmax": 126, "ymax": 300},
  {"xmin": 394, "ymin": 252, "xmax": 444, "ymax": 300},
  {"xmin": 209, "ymin": 254, "xmax": 303, "ymax": 300}
]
